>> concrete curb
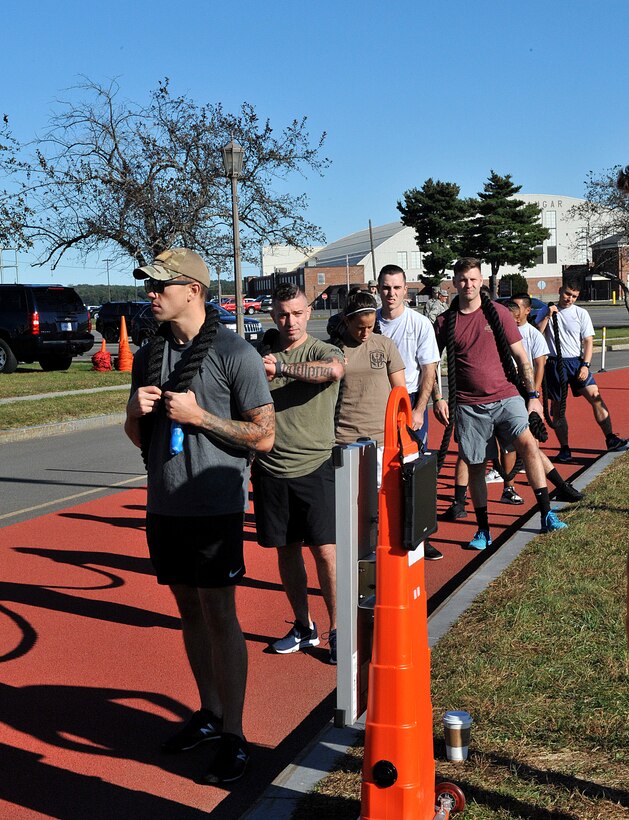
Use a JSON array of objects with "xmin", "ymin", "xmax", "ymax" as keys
[
  {"xmin": 0, "ymin": 413, "xmax": 125, "ymax": 444},
  {"xmin": 243, "ymin": 447, "xmax": 628, "ymax": 820}
]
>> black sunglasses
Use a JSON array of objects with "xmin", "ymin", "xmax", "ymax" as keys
[{"xmin": 145, "ymin": 277, "xmax": 191, "ymax": 294}]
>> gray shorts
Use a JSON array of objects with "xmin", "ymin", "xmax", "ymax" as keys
[{"xmin": 455, "ymin": 396, "xmax": 529, "ymax": 465}]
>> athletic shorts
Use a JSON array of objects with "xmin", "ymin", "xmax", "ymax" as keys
[
  {"xmin": 546, "ymin": 356, "xmax": 596, "ymax": 400},
  {"xmin": 146, "ymin": 512, "xmax": 245, "ymax": 588},
  {"xmin": 251, "ymin": 457, "xmax": 336, "ymax": 548},
  {"xmin": 455, "ymin": 396, "xmax": 529, "ymax": 465}
]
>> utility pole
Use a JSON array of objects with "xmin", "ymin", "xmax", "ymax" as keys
[{"xmin": 104, "ymin": 259, "xmax": 112, "ymax": 302}]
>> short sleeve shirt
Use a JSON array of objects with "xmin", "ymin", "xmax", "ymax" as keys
[
  {"xmin": 518, "ymin": 321, "xmax": 549, "ymax": 365},
  {"xmin": 131, "ymin": 324, "xmax": 272, "ymax": 517},
  {"xmin": 434, "ymin": 302, "xmax": 522, "ymax": 405},
  {"xmin": 335, "ymin": 332, "xmax": 405, "ymax": 447},
  {"xmin": 376, "ymin": 307, "xmax": 440, "ymax": 393},
  {"xmin": 538, "ymin": 304, "xmax": 594, "ymax": 358},
  {"xmin": 255, "ymin": 335, "xmax": 342, "ymax": 478}
]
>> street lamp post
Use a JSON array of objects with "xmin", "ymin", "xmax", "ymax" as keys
[{"xmin": 221, "ymin": 137, "xmax": 245, "ymax": 337}]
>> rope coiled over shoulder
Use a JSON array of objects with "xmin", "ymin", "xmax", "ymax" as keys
[
  {"xmin": 542, "ymin": 312, "xmax": 568, "ymax": 429},
  {"xmin": 139, "ymin": 306, "xmax": 220, "ymax": 469}
]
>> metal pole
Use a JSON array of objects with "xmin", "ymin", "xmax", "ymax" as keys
[
  {"xmin": 598, "ymin": 326, "xmax": 607, "ymax": 372},
  {"xmin": 104, "ymin": 259, "xmax": 112, "ymax": 302},
  {"xmin": 230, "ymin": 175, "xmax": 245, "ymax": 337},
  {"xmin": 368, "ymin": 220, "xmax": 377, "ymax": 281}
]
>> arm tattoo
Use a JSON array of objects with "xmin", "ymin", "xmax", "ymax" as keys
[
  {"xmin": 199, "ymin": 403, "xmax": 275, "ymax": 450},
  {"xmin": 281, "ymin": 355, "xmax": 343, "ymax": 383},
  {"xmin": 518, "ymin": 361, "xmax": 535, "ymax": 393}
]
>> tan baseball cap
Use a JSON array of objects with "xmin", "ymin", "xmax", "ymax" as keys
[{"xmin": 133, "ymin": 248, "xmax": 210, "ymax": 288}]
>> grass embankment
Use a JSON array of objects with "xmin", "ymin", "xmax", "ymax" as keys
[
  {"xmin": 295, "ymin": 455, "xmax": 629, "ymax": 820},
  {"xmin": 0, "ymin": 362, "xmax": 130, "ymax": 429}
]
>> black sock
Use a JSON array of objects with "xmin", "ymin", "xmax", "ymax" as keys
[
  {"xmin": 454, "ymin": 484, "xmax": 467, "ymax": 504},
  {"xmin": 546, "ymin": 468, "xmax": 563, "ymax": 488},
  {"xmin": 474, "ymin": 507, "xmax": 489, "ymax": 531},
  {"xmin": 534, "ymin": 487, "xmax": 550, "ymax": 518}
]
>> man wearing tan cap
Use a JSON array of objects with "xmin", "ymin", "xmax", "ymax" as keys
[
  {"xmin": 125, "ymin": 248, "xmax": 275, "ymax": 784},
  {"xmin": 367, "ymin": 279, "xmax": 382, "ymax": 307}
]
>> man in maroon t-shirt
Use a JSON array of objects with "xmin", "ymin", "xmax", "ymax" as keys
[{"xmin": 432, "ymin": 258, "xmax": 567, "ymax": 549}]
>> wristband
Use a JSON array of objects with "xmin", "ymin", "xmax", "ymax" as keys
[
  {"xmin": 275, "ymin": 360, "xmax": 283, "ymax": 378},
  {"xmin": 580, "ymin": 361, "xmax": 590, "ymax": 369},
  {"xmin": 527, "ymin": 390, "xmax": 540, "ymax": 399}
]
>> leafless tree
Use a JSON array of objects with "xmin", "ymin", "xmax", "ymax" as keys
[
  {"xmin": 18, "ymin": 78, "xmax": 329, "ymax": 269},
  {"xmin": 0, "ymin": 116, "xmax": 32, "ymax": 249}
]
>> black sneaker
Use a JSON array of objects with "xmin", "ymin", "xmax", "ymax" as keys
[
  {"xmin": 271, "ymin": 620, "xmax": 320, "ymax": 654},
  {"xmin": 556, "ymin": 446, "xmax": 573, "ymax": 463},
  {"xmin": 328, "ymin": 629, "xmax": 337, "ymax": 665},
  {"xmin": 444, "ymin": 502, "xmax": 467, "ymax": 520},
  {"xmin": 203, "ymin": 733, "xmax": 249, "ymax": 784},
  {"xmin": 554, "ymin": 482, "xmax": 584, "ymax": 502},
  {"xmin": 501, "ymin": 486, "xmax": 524, "ymax": 505},
  {"xmin": 424, "ymin": 541, "xmax": 443, "ymax": 561},
  {"xmin": 161, "ymin": 708, "xmax": 222, "ymax": 753},
  {"xmin": 606, "ymin": 433, "xmax": 628, "ymax": 452}
]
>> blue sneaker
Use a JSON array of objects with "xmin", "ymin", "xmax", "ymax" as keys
[
  {"xmin": 541, "ymin": 510, "xmax": 568, "ymax": 533},
  {"xmin": 468, "ymin": 529, "xmax": 492, "ymax": 550}
]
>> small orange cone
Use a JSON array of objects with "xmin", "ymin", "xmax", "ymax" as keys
[
  {"xmin": 116, "ymin": 315, "xmax": 133, "ymax": 372},
  {"xmin": 92, "ymin": 336, "xmax": 112, "ymax": 371}
]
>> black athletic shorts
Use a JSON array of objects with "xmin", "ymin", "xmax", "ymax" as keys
[
  {"xmin": 145, "ymin": 511, "xmax": 245, "ymax": 588},
  {"xmin": 251, "ymin": 457, "xmax": 336, "ymax": 548}
]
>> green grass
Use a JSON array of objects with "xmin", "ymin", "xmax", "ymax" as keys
[
  {"xmin": 593, "ymin": 326, "xmax": 629, "ymax": 341},
  {"xmin": 295, "ymin": 455, "xmax": 629, "ymax": 819},
  {"xmin": 0, "ymin": 391, "xmax": 128, "ymax": 429},
  {"xmin": 0, "ymin": 361, "xmax": 131, "ymax": 399}
]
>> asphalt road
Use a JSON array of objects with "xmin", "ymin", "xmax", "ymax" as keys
[{"xmin": 0, "ymin": 425, "xmax": 146, "ymax": 527}]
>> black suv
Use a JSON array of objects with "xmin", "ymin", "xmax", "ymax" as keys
[
  {"xmin": 0, "ymin": 284, "xmax": 94, "ymax": 373},
  {"xmin": 130, "ymin": 303, "xmax": 264, "ymax": 347},
  {"xmin": 96, "ymin": 301, "xmax": 150, "ymax": 342}
]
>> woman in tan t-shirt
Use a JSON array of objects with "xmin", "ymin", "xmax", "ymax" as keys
[{"xmin": 332, "ymin": 291, "xmax": 405, "ymax": 484}]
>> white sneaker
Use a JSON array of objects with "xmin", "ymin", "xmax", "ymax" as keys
[{"xmin": 485, "ymin": 468, "xmax": 502, "ymax": 483}]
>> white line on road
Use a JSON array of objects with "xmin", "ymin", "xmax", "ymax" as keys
[{"xmin": 0, "ymin": 475, "xmax": 146, "ymax": 521}]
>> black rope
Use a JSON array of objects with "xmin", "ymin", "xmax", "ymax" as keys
[
  {"xmin": 139, "ymin": 306, "xmax": 220, "ymax": 469},
  {"xmin": 542, "ymin": 312, "xmax": 568, "ymax": 430}
]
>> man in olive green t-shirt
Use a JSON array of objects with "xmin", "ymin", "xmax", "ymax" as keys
[{"xmin": 252, "ymin": 284, "xmax": 345, "ymax": 664}]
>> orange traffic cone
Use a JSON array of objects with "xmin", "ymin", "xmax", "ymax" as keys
[
  {"xmin": 116, "ymin": 315, "xmax": 133, "ymax": 372},
  {"xmin": 360, "ymin": 386, "xmax": 437, "ymax": 818},
  {"xmin": 92, "ymin": 336, "xmax": 112, "ymax": 371}
]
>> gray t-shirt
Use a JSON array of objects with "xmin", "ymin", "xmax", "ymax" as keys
[{"xmin": 131, "ymin": 324, "xmax": 272, "ymax": 516}]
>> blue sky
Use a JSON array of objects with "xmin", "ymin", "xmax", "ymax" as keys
[{"xmin": 2, "ymin": 0, "xmax": 627, "ymax": 286}]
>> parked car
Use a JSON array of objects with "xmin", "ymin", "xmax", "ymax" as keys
[
  {"xmin": 260, "ymin": 295, "xmax": 273, "ymax": 313},
  {"xmin": 496, "ymin": 296, "xmax": 546, "ymax": 324},
  {"xmin": 243, "ymin": 297, "xmax": 263, "ymax": 314},
  {"xmin": 96, "ymin": 301, "xmax": 150, "ymax": 342},
  {"xmin": 0, "ymin": 284, "xmax": 94, "ymax": 373},
  {"xmin": 130, "ymin": 302, "xmax": 263, "ymax": 347}
]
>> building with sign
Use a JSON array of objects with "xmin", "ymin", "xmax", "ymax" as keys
[{"xmin": 251, "ymin": 194, "xmax": 618, "ymax": 304}]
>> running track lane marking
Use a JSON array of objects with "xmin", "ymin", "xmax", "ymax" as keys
[{"xmin": 0, "ymin": 475, "xmax": 146, "ymax": 521}]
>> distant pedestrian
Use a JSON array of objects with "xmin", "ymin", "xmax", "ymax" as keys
[
  {"xmin": 536, "ymin": 278, "xmax": 627, "ymax": 462},
  {"xmin": 424, "ymin": 287, "xmax": 449, "ymax": 324},
  {"xmin": 367, "ymin": 279, "xmax": 382, "ymax": 308}
]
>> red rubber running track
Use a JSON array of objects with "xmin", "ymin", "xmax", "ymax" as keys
[{"xmin": 1, "ymin": 369, "xmax": 627, "ymax": 818}]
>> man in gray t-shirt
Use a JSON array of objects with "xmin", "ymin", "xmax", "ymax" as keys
[{"xmin": 125, "ymin": 248, "xmax": 274, "ymax": 785}]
